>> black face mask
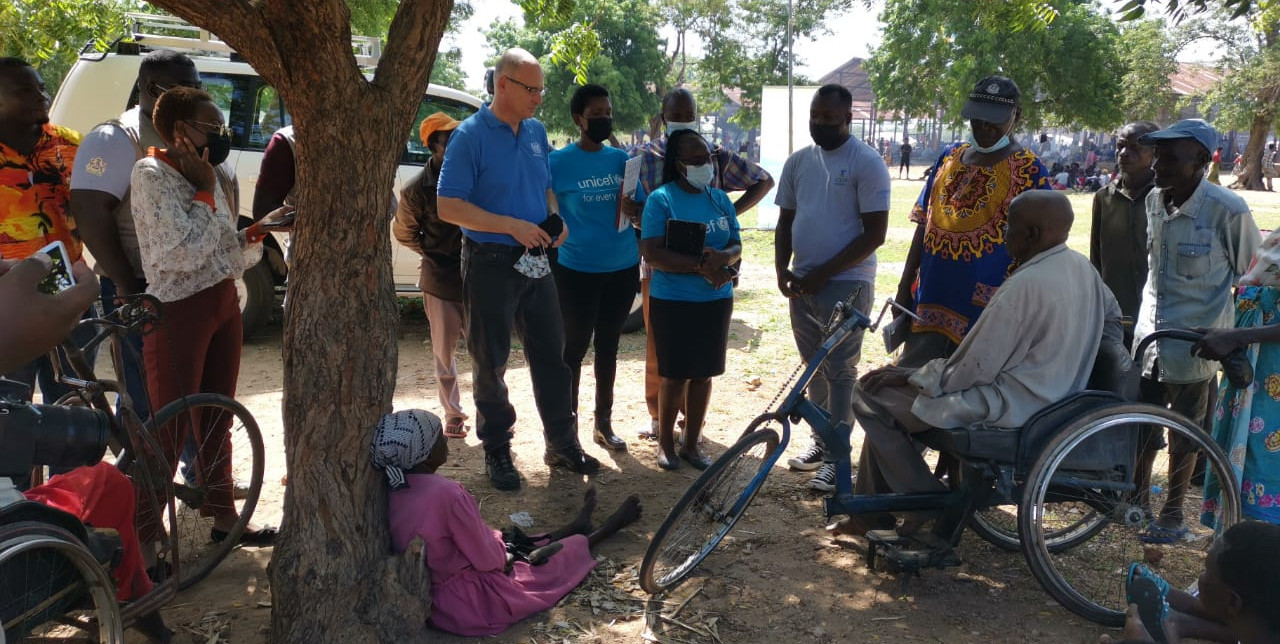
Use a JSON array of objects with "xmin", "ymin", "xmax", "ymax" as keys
[
  {"xmin": 584, "ymin": 117, "xmax": 613, "ymax": 144},
  {"xmin": 809, "ymin": 122, "xmax": 846, "ymax": 150},
  {"xmin": 198, "ymin": 131, "xmax": 233, "ymax": 166}
]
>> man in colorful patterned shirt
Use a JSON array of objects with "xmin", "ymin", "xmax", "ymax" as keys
[
  {"xmin": 621, "ymin": 88, "xmax": 774, "ymax": 440},
  {"xmin": 0, "ymin": 57, "xmax": 88, "ymax": 411}
]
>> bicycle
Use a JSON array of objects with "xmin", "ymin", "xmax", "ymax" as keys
[
  {"xmin": 49, "ymin": 294, "xmax": 266, "ymax": 589},
  {"xmin": 639, "ymin": 294, "xmax": 1241, "ymax": 628}
]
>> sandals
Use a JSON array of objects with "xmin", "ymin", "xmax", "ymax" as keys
[
  {"xmin": 211, "ymin": 525, "xmax": 279, "ymax": 545},
  {"xmin": 444, "ymin": 419, "xmax": 469, "ymax": 439},
  {"xmin": 1139, "ymin": 522, "xmax": 1189, "ymax": 544},
  {"xmin": 1126, "ymin": 563, "xmax": 1171, "ymax": 643}
]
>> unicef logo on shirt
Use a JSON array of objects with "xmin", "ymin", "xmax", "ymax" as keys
[{"xmin": 531, "ymin": 142, "xmax": 543, "ymax": 156}]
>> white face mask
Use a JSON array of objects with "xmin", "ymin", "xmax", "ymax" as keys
[
  {"xmin": 666, "ymin": 121, "xmax": 697, "ymax": 135},
  {"xmin": 683, "ymin": 163, "xmax": 715, "ymax": 190}
]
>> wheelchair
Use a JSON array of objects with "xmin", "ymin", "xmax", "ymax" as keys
[{"xmin": 640, "ymin": 297, "xmax": 1241, "ymax": 628}]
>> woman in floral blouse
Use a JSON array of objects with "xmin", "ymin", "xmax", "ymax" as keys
[{"xmin": 130, "ymin": 86, "xmax": 286, "ymax": 544}]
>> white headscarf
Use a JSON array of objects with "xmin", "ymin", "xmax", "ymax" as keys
[{"xmin": 370, "ymin": 409, "xmax": 443, "ymax": 490}]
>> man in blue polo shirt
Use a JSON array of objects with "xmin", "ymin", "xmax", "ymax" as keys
[{"xmin": 437, "ymin": 48, "xmax": 599, "ymax": 491}]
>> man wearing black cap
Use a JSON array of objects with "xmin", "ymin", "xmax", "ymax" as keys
[
  {"xmin": 893, "ymin": 75, "xmax": 1051, "ymax": 368},
  {"xmin": 1132, "ymin": 119, "xmax": 1260, "ymax": 543}
]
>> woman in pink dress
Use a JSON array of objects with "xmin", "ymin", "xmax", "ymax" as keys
[{"xmin": 372, "ymin": 410, "xmax": 641, "ymax": 637}]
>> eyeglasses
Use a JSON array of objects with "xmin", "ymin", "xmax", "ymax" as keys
[
  {"xmin": 504, "ymin": 75, "xmax": 545, "ymax": 97},
  {"xmin": 187, "ymin": 120, "xmax": 232, "ymax": 138},
  {"xmin": 152, "ymin": 80, "xmax": 204, "ymax": 94}
]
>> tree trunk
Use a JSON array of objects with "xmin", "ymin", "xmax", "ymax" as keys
[
  {"xmin": 147, "ymin": 1, "xmax": 452, "ymax": 642},
  {"xmin": 1235, "ymin": 109, "xmax": 1276, "ymax": 191}
]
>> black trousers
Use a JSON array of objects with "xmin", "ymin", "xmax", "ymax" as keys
[
  {"xmin": 462, "ymin": 240, "xmax": 577, "ymax": 453},
  {"xmin": 551, "ymin": 261, "xmax": 639, "ymax": 419}
]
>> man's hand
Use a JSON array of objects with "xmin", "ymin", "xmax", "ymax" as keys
[
  {"xmin": 621, "ymin": 195, "xmax": 643, "ymax": 228},
  {"xmin": 858, "ymin": 365, "xmax": 914, "ymax": 393},
  {"xmin": 777, "ymin": 268, "xmax": 799, "ymax": 298},
  {"xmin": 1191, "ymin": 327, "xmax": 1243, "ymax": 361},
  {"xmin": 0, "ymin": 256, "xmax": 99, "ymax": 373},
  {"xmin": 792, "ymin": 271, "xmax": 828, "ymax": 296},
  {"xmin": 507, "ymin": 219, "xmax": 553, "ymax": 249}
]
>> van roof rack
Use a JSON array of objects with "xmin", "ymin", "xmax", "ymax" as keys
[{"xmin": 124, "ymin": 12, "xmax": 382, "ymax": 67}]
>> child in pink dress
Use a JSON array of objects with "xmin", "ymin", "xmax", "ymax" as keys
[{"xmin": 372, "ymin": 410, "xmax": 641, "ymax": 637}]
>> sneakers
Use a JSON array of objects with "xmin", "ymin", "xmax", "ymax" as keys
[
  {"xmin": 486, "ymin": 449, "xmax": 522, "ymax": 491},
  {"xmin": 807, "ymin": 462, "xmax": 837, "ymax": 492},
  {"xmin": 787, "ymin": 445, "xmax": 824, "ymax": 471}
]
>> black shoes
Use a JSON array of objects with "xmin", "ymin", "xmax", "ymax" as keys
[
  {"xmin": 486, "ymin": 449, "xmax": 522, "ymax": 491},
  {"xmin": 593, "ymin": 418, "xmax": 627, "ymax": 451},
  {"xmin": 544, "ymin": 445, "xmax": 601, "ymax": 475}
]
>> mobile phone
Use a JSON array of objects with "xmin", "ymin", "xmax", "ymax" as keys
[
  {"xmin": 35, "ymin": 240, "xmax": 76, "ymax": 295},
  {"xmin": 260, "ymin": 211, "xmax": 297, "ymax": 229}
]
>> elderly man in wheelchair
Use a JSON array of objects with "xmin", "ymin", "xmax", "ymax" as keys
[{"xmin": 820, "ymin": 191, "xmax": 1241, "ymax": 625}]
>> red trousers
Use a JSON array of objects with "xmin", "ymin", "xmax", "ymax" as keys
[
  {"xmin": 23, "ymin": 462, "xmax": 154, "ymax": 601},
  {"xmin": 141, "ymin": 280, "xmax": 241, "ymax": 540}
]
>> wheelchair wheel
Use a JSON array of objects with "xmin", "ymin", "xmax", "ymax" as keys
[
  {"xmin": 0, "ymin": 522, "xmax": 124, "ymax": 644},
  {"xmin": 146, "ymin": 394, "xmax": 264, "ymax": 590},
  {"xmin": 639, "ymin": 424, "xmax": 781, "ymax": 594},
  {"xmin": 1018, "ymin": 404, "xmax": 1240, "ymax": 626},
  {"xmin": 970, "ymin": 500, "xmax": 1108, "ymax": 553}
]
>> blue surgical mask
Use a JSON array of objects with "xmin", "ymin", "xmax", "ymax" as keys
[
  {"xmin": 683, "ymin": 163, "xmax": 715, "ymax": 190},
  {"xmin": 968, "ymin": 127, "xmax": 1012, "ymax": 154},
  {"xmin": 666, "ymin": 121, "xmax": 697, "ymax": 135}
]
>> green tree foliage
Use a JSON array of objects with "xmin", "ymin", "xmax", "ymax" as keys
[
  {"xmin": 487, "ymin": 0, "xmax": 666, "ymax": 136},
  {"xmin": 865, "ymin": 0, "xmax": 1125, "ymax": 131},
  {"xmin": 0, "ymin": 0, "xmax": 130, "ymax": 92},
  {"xmin": 1116, "ymin": 0, "xmax": 1258, "ymax": 21},
  {"xmin": 1116, "ymin": 19, "xmax": 1180, "ymax": 123}
]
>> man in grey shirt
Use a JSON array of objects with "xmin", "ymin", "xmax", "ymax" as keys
[
  {"xmin": 831, "ymin": 191, "xmax": 1121, "ymax": 536},
  {"xmin": 1133, "ymin": 119, "xmax": 1260, "ymax": 543},
  {"xmin": 774, "ymin": 84, "xmax": 889, "ymax": 493}
]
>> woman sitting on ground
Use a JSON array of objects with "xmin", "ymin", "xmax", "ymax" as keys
[{"xmin": 374, "ymin": 410, "xmax": 642, "ymax": 637}]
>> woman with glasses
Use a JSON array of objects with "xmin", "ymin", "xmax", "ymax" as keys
[{"xmin": 130, "ymin": 86, "xmax": 285, "ymax": 545}]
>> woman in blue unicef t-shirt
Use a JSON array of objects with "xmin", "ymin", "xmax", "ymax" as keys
[
  {"xmin": 639, "ymin": 128, "xmax": 742, "ymax": 472},
  {"xmin": 549, "ymin": 84, "xmax": 640, "ymax": 453}
]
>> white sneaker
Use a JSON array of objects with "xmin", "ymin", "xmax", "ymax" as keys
[
  {"xmin": 787, "ymin": 445, "xmax": 824, "ymax": 471},
  {"xmin": 807, "ymin": 463, "xmax": 837, "ymax": 492}
]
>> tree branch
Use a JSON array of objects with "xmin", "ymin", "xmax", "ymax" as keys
[{"xmin": 374, "ymin": 0, "xmax": 453, "ymax": 95}]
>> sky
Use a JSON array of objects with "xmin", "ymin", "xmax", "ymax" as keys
[
  {"xmin": 450, "ymin": 1, "xmax": 883, "ymax": 93},
  {"xmin": 447, "ymin": 0, "xmax": 1218, "ymax": 94}
]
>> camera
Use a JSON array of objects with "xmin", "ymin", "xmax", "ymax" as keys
[{"xmin": 0, "ymin": 381, "xmax": 111, "ymax": 478}]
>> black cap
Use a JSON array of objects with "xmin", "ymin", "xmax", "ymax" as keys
[{"xmin": 961, "ymin": 75, "xmax": 1021, "ymax": 123}]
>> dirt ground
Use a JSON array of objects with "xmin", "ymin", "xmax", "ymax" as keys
[{"xmin": 148, "ymin": 260, "xmax": 1131, "ymax": 644}]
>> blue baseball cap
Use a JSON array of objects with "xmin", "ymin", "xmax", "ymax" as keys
[{"xmin": 1138, "ymin": 119, "xmax": 1217, "ymax": 155}]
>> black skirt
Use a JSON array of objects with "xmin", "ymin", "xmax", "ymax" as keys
[{"xmin": 649, "ymin": 296, "xmax": 733, "ymax": 379}]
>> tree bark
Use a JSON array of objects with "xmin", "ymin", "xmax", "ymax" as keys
[{"xmin": 146, "ymin": 1, "xmax": 452, "ymax": 642}]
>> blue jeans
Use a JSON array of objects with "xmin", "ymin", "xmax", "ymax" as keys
[
  {"xmin": 788, "ymin": 280, "xmax": 872, "ymax": 460},
  {"xmin": 462, "ymin": 240, "xmax": 577, "ymax": 453}
]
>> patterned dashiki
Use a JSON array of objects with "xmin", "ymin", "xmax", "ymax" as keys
[
  {"xmin": 0, "ymin": 124, "xmax": 81, "ymax": 261},
  {"xmin": 908, "ymin": 143, "xmax": 1051, "ymax": 343},
  {"xmin": 1202, "ymin": 228, "xmax": 1280, "ymax": 527}
]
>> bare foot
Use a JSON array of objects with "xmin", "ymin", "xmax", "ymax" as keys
[
  {"xmin": 567, "ymin": 486, "xmax": 599, "ymax": 535},
  {"xmin": 606, "ymin": 495, "xmax": 643, "ymax": 530}
]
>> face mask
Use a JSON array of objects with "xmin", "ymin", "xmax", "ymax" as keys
[
  {"xmin": 198, "ymin": 130, "xmax": 233, "ymax": 166},
  {"xmin": 584, "ymin": 117, "xmax": 613, "ymax": 144},
  {"xmin": 809, "ymin": 122, "xmax": 846, "ymax": 150},
  {"xmin": 968, "ymin": 122, "xmax": 1012, "ymax": 154},
  {"xmin": 666, "ymin": 120, "xmax": 696, "ymax": 135},
  {"xmin": 683, "ymin": 162, "xmax": 715, "ymax": 190}
]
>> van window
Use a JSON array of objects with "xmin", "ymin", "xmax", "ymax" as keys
[
  {"xmin": 200, "ymin": 72, "xmax": 291, "ymax": 151},
  {"xmin": 403, "ymin": 96, "xmax": 479, "ymax": 165}
]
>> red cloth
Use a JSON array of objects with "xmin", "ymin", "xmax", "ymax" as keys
[{"xmin": 22, "ymin": 462, "xmax": 154, "ymax": 601}]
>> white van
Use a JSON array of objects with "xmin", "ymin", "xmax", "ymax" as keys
[{"xmin": 49, "ymin": 14, "xmax": 483, "ymax": 337}]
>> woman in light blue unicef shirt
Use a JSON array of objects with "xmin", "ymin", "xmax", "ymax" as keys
[
  {"xmin": 550, "ymin": 84, "xmax": 640, "ymax": 453},
  {"xmin": 640, "ymin": 128, "xmax": 742, "ymax": 471}
]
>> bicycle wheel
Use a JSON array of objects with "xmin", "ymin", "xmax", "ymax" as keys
[
  {"xmin": 146, "ymin": 394, "xmax": 264, "ymax": 590},
  {"xmin": 1018, "ymin": 404, "xmax": 1240, "ymax": 626},
  {"xmin": 0, "ymin": 522, "xmax": 124, "ymax": 644},
  {"xmin": 639, "ymin": 426, "xmax": 781, "ymax": 594}
]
